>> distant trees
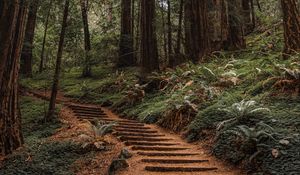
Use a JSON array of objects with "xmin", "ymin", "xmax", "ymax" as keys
[
  {"xmin": 118, "ymin": 0, "xmax": 135, "ymax": 67},
  {"xmin": 21, "ymin": 0, "xmax": 39, "ymax": 77},
  {"xmin": 184, "ymin": 0, "xmax": 210, "ymax": 63},
  {"xmin": 280, "ymin": 0, "xmax": 300, "ymax": 56},
  {"xmin": 80, "ymin": 0, "xmax": 92, "ymax": 77},
  {"xmin": 140, "ymin": 0, "xmax": 159, "ymax": 75},
  {"xmin": 47, "ymin": 0, "xmax": 69, "ymax": 121},
  {"xmin": 0, "ymin": 0, "xmax": 28, "ymax": 155}
]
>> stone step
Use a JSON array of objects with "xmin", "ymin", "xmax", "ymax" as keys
[
  {"xmin": 137, "ymin": 152, "xmax": 199, "ymax": 157},
  {"xmin": 144, "ymin": 166, "xmax": 218, "ymax": 172},
  {"xmin": 114, "ymin": 125, "xmax": 151, "ymax": 130},
  {"xmin": 115, "ymin": 128, "xmax": 158, "ymax": 133},
  {"xmin": 125, "ymin": 141, "xmax": 178, "ymax": 146},
  {"xmin": 141, "ymin": 158, "xmax": 209, "ymax": 164},
  {"xmin": 132, "ymin": 146, "xmax": 188, "ymax": 151},
  {"xmin": 119, "ymin": 136, "xmax": 171, "ymax": 142},
  {"xmin": 113, "ymin": 132, "xmax": 164, "ymax": 137}
]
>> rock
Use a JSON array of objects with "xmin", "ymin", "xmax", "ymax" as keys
[
  {"xmin": 108, "ymin": 159, "xmax": 129, "ymax": 175},
  {"xmin": 119, "ymin": 148, "xmax": 132, "ymax": 159}
]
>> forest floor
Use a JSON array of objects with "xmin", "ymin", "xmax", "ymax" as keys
[{"xmin": 14, "ymin": 23, "xmax": 300, "ymax": 174}]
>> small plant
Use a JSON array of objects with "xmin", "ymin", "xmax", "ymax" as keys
[
  {"xmin": 90, "ymin": 120, "xmax": 117, "ymax": 138},
  {"xmin": 217, "ymin": 100, "xmax": 270, "ymax": 130},
  {"xmin": 221, "ymin": 122, "xmax": 277, "ymax": 163}
]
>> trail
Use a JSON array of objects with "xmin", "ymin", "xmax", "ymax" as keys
[{"xmin": 26, "ymin": 90, "xmax": 243, "ymax": 175}]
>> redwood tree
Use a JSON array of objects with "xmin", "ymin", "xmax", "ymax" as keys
[
  {"xmin": 118, "ymin": 0, "xmax": 135, "ymax": 67},
  {"xmin": 80, "ymin": 0, "xmax": 92, "ymax": 77},
  {"xmin": 0, "ymin": 0, "xmax": 28, "ymax": 155},
  {"xmin": 281, "ymin": 0, "xmax": 300, "ymax": 56},
  {"xmin": 21, "ymin": 0, "xmax": 39, "ymax": 77},
  {"xmin": 225, "ymin": 0, "xmax": 246, "ymax": 50},
  {"xmin": 47, "ymin": 0, "xmax": 69, "ymax": 121},
  {"xmin": 140, "ymin": 0, "xmax": 159, "ymax": 74},
  {"xmin": 184, "ymin": 0, "xmax": 210, "ymax": 63}
]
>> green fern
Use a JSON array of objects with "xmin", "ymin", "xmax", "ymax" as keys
[
  {"xmin": 221, "ymin": 122, "xmax": 277, "ymax": 163},
  {"xmin": 90, "ymin": 121, "xmax": 117, "ymax": 137},
  {"xmin": 217, "ymin": 100, "xmax": 270, "ymax": 130}
]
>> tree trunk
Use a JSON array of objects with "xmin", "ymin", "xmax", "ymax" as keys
[
  {"xmin": 281, "ymin": 0, "xmax": 300, "ymax": 56},
  {"xmin": 46, "ymin": 0, "xmax": 69, "ymax": 121},
  {"xmin": 242, "ymin": 0, "xmax": 253, "ymax": 34},
  {"xmin": 21, "ymin": 0, "xmax": 38, "ymax": 77},
  {"xmin": 184, "ymin": 0, "xmax": 210, "ymax": 63},
  {"xmin": 167, "ymin": 0, "xmax": 174, "ymax": 67},
  {"xmin": 140, "ymin": 0, "xmax": 159, "ymax": 75},
  {"xmin": 39, "ymin": 0, "xmax": 52, "ymax": 73},
  {"xmin": 81, "ymin": 0, "xmax": 92, "ymax": 76},
  {"xmin": 225, "ymin": 0, "xmax": 246, "ymax": 50},
  {"xmin": 175, "ymin": 0, "xmax": 184, "ymax": 56},
  {"xmin": 0, "ymin": 0, "xmax": 28, "ymax": 155},
  {"xmin": 160, "ymin": 4, "xmax": 168, "ymax": 64},
  {"xmin": 118, "ymin": 0, "xmax": 135, "ymax": 67}
]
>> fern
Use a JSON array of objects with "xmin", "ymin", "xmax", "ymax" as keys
[
  {"xmin": 90, "ymin": 121, "xmax": 117, "ymax": 137},
  {"xmin": 217, "ymin": 100, "xmax": 270, "ymax": 130}
]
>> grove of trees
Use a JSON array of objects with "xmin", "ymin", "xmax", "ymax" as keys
[{"xmin": 1, "ymin": 0, "xmax": 300, "ymax": 156}]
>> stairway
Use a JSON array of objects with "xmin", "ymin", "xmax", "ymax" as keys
[{"xmin": 69, "ymin": 104, "xmax": 237, "ymax": 175}]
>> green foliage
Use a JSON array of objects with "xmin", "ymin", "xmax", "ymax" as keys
[
  {"xmin": 217, "ymin": 100, "xmax": 271, "ymax": 131},
  {"xmin": 90, "ymin": 120, "xmax": 116, "ymax": 137}
]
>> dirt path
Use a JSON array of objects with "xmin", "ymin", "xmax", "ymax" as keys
[
  {"xmin": 25, "ymin": 90, "xmax": 243, "ymax": 174},
  {"xmin": 68, "ymin": 104, "xmax": 243, "ymax": 175}
]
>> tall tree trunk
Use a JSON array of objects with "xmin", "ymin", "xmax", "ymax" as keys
[
  {"xmin": 81, "ymin": 0, "xmax": 92, "ymax": 76},
  {"xmin": 184, "ymin": 0, "xmax": 210, "ymax": 63},
  {"xmin": 118, "ymin": 0, "xmax": 135, "ymax": 67},
  {"xmin": 242, "ymin": 0, "xmax": 253, "ymax": 34},
  {"xmin": 160, "ymin": 4, "xmax": 168, "ymax": 64},
  {"xmin": 225, "ymin": 0, "xmax": 246, "ymax": 50},
  {"xmin": 167, "ymin": 0, "xmax": 174, "ymax": 67},
  {"xmin": 0, "ymin": 0, "xmax": 28, "ymax": 155},
  {"xmin": 135, "ymin": 0, "xmax": 141, "ymax": 64},
  {"xmin": 140, "ymin": 0, "xmax": 159, "ymax": 75},
  {"xmin": 39, "ymin": 0, "xmax": 52, "ymax": 73},
  {"xmin": 281, "ymin": 0, "xmax": 300, "ymax": 57},
  {"xmin": 175, "ymin": 0, "xmax": 184, "ymax": 56},
  {"xmin": 47, "ymin": 0, "xmax": 69, "ymax": 121},
  {"xmin": 20, "ymin": 0, "xmax": 38, "ymax": 77}
]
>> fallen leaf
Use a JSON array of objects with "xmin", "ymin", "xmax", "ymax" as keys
[{"xmin": 272, "ymin": 149, "xmax": 279, "ymax": 158}]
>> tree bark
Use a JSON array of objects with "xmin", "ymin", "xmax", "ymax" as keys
[
  {"xmin": 118, "ymin": 0, "xmax": 135, "ymax": 67},
  {"xmin": 140, "ymin": 0, "xmax": 159, "ymax": 75},
  {"xmin": 175, "ymin": 0, "xmax": 184, "ymax": 56},
  {"xmin": 47, "ymin": 0, "xmax": 69, "ymax": 121},
  {"xmin": 80, "ymin": 0, "xmax": 92, "ymax": 76},
  {"xmin": 167, "ymin": 0, "xmax": 174, "ymax": 67},
  {"xmin": 242, "ymin": 0, "xmax": 253, "ymax": 34},
  {"xmin": 0, "ymin": 0, "xmax": 28, "ymax": 155},
  {"xmin": 184, "ymin": 0, "xmax": 210, "ymax": 63},
  {"xmin": 281, "ymin": 0, "xmax": 300, "ymax": 56},
  {"xmin": 21, "ymin": 0, "xmax": 39, "ymax": 77},
  {"xmin": 39, "ymin": 0, "xmax": 52, "ymax": 73},
  {"xmin": 224, "ymin": 0, "xmax": 246, "ymax": 50}
]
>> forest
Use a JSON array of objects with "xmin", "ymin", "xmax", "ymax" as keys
[{"xmin": 0, "ymin": 0, "xmax": 300, "ymax": 174}]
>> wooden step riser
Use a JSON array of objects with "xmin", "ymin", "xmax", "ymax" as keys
[
  {"xmin": 115, "ymin": 129, "xmax": 158, "ymax": 133},
  {"xmin": 145, "ymin": 166, "xmax": 218, "ymax": 172},
  {"xmin": 100, "ymin": 118, "xmax": 141, "ymax": 124},
  {"xmin": 120, "ymin": 137, "xmax": 171, "ymax": 142},
  {"xmin": 114, "ymin": 126, "xmax": 151, "ymax": 130},
  {"xmin": 141, "ymin": 159, "xmax": 209, "ymax": 164},
  {"xmin": 114, "ymin": 133, "xmax": 164, "ymax": 137},
  {"xmin": 70, "ymin": 107, "xmax": 103, "ymax": 112},
  {"xmin": 137, "ymin": 152, "xmax": 199, "ymax": 157},
  {"xmin": 125, "ymin": 142, "xmax": 178, "ymax": 146},
  {"xmin": 132, "ymin": 146, "xmax": 188, "ymax": 151},
  {"xmin": 73, "ymin": 111, "xmax": 105, "ymax": 115}
]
